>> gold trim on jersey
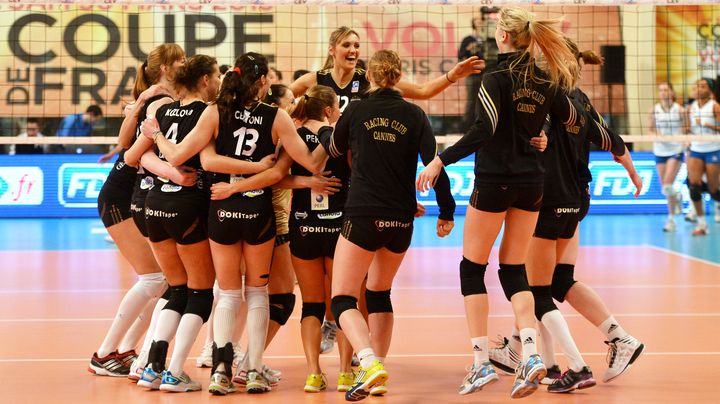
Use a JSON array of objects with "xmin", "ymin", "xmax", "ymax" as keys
[{"xmin": 317, "ymin": 68, "xmax": 366, "ymax": 90}]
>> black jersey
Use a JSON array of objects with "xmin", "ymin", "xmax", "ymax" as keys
[
  {"xmin": 291, "ymin": 126, "xmax": 350, "ymax": 220},
  {"xmin": 321, "ymin": 88, "xmax": 455, "ymax": 221},
  {"xmin": 542, "ymin": 88, "xmax": 625, "ymax": 207},
  {"xmin": 153, "ymin": 100, "xmax": 208, "ymax": 190},
  {"xmin": 439, "ymin": 51, "xmax": 577, "ymax": 186},
  {"xmin": 316, "ymin": 68, "xmax": 370, "ymax": 112},
  {"xmin": 213, "ymin": 102, "xmax": 278, "ymax": 195}
]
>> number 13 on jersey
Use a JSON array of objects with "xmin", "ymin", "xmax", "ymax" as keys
[{"xmin": 234, "ymin": 127, "xmax": 259, "ymax": 157}]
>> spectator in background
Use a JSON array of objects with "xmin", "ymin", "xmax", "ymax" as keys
[
  {"xmin": 293, "ymin": 69, "xmax": 310, "ymax": 82},
  {"xmin": 9, "ymin": 119, "xmax": 47, "ymax": 155},
  {"xmin": 268, "ymin": 66, "xmax": 283, "ymax": 84},
  {"xmin": 458, "ymin": 16, "xmax": 486, "ymax": 132},
  {"xmin": 55, "ymin": 105, "xmax": 103, "ymax": 153}
]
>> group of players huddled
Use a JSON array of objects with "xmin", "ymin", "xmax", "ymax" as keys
[{"xmin": 88, "ymin": 7, "xmax": 653, "ymax": 401}]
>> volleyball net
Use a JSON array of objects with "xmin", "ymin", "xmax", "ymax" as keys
[{"xmin": 0, "ymin": 0, "xmax": 718, "ymax": 148}]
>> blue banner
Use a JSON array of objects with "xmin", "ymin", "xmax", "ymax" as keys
[{"xmin": 0, "ymin": 152, "xmax": 691, "ymax": 218}]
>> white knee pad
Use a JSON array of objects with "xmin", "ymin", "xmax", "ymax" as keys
[
  {"xmin": 661, "ymin": 184, "xmax": 675, "ymax": 197},
  {"xmin": 136, "ymin": 272, "xmax": 167, "ymax": 299}
]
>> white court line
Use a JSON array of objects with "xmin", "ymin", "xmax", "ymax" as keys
[
  {"xmin": 1, "ymin": 312, "xmax": 718, "ymax": 323},
  {"xmin": 643, "ymin": 244, "xmax": 720, "ymax": 268},
  {"xmin": 1, "ymin": 351, "xmax": 719, "ymax": 363},
  {"xmin": 2, "ymin": 283, "xmax": 719, "ymax": 295}
]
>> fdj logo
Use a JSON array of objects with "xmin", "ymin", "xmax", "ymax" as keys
[
  {"xmin": 590, "ymin": 161, "xmax": 652, "ymax": 198},
  {"xmin": 58, "ymin": 164, "xmax": 112, "ymax": 207}
]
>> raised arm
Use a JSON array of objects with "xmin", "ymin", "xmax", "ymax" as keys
[
  {"xmin": 125, "ymin": 97, "xmax": 174, "ymax": 167},
  {"xmin": 289, "ymin": 71, "xmax": 317, "ymax": 98},
  {"xmin": 141, "ymin": 104, "xmax": 217, "ymax": 167},
  {"xmin": 119, "ymin": 85, "xmax": 174, "ymax": 148},
  {"xmin": 395, "ymin": 56, "xmax": 484, "ymax": 100}
]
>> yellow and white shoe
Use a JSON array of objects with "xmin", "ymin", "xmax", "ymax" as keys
[
  {"xmin": 337, "ymin": 371, "xmax": 355, "ymax": 392},
  {"xmin": 304, "ymin": 373, "xmax": 328, "ymax": 393},
  {"xmin": 345, "ymin": 360, "xmax": 388, "ymax": 402},
  {"xmin": 370, "ymin": 381, "xmax": 388, "ymax": 396}
]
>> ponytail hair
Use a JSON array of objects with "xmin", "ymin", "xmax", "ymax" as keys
[
  {"xmin": 174, "ymin": 54, "xmax": 217, "ymax": 93},
  {"xmin": 132, "ymin": 43, "xmax": 185, "ymax": 99},
  {"xmin": 290, "ymin": 85, "xmax": 337, "ymax": 122},
  {"xmin": 368, "ymin": 50, "xmax": 402, "ymax": 89},
  {"xmin": 322, "ymin": 26, "xmax": 360, "ymax": 70},
  {"xmin": 564, "ymin": 37, "xmax": 604, "ymax": 66},
  {"xmin": 497, "ymin": 7, "xmax": 577, "ymax": 90},
  {"xmin": 217, "ymin": 52, "xmax": 269, "ymax": 123}
]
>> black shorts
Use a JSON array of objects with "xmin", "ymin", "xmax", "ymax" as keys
[
  {"xmin": 534, "ymin": 206, "xmax": 580, "ymax": 240},
  {"xmin": 341, "ymin": 216, "xmax": 413, "ymax": 254},
  {"xmin": 144, "ymin": 189, "xmax": 209, "ymax": 245},
  {"xmin": 578, "ymin": 186, "xmax": 590, "ymax": 222},
  {"xmin": 469, "ymin": 184, "xmax": 543, "ymax": 213},
  {"xmin": 289, "ymin": 218, "xmax": 342, "ymax": 260},
  {"xmin": 208, "ymin": 194, "xmax": 276, "ymax": 245},
  {"xmin": 97, "ymin": 180, "xmax": 133, "ymax": 228},
  {"xmin": 130, "ymin": 174, "xmax": 155, "ymax": 237}
]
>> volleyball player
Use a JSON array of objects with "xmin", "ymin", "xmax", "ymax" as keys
[
  {"xmin": 491, "ymin": 41, "xmax": 645, "ymax": 388},
  {"xmin": 89, "ymin": 44, "xmax": 185, "ymax": 378},
  {"xmin": 133, "ymin": 55, "xmax": 220, "ymax": 392},
  {"xmin": 417, "ymin": 7, "xmax": 579, "ymax": 398},
  {"xmin": 317, "ymin": 49, "xmax": 456, "ymax": 402},
  {"xmin": 648, "ymin": 82, "xmax": 688, "ymax": 232},
  {"xmin": 686, "ymin": 78, "xmax": 720, "ymax": 235}
]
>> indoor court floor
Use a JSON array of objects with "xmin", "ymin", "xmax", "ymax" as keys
[{"xmin": 0, "ymin": 214, "xmax": 718, "ymax": 403}]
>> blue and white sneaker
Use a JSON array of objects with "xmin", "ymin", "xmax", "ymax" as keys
[
  {"xmin": 458, "ymin": 362, "xmax": 499, "ymax": 395},
  {"xmin": 159, "ymin": 370, "xmax": 202, "ymax": 392},
  {"xmin": 511, "ymin": 354, "xmax": 546, "ymax": 399},
  {"xmin": 137, "ymin": 366, "xmax": 162, "ymax": 390}
]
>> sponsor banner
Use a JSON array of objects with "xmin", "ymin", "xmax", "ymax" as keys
[
  {"xmin": 1, "ymin": 3, "xmax": 620, "ymax": 117},
  {"xmin": 0, "ymin": 151, "xmax": 690, "ymax": 218},
  {"xmin": 0, "ymin": 166, "xmax": 44, "ymax": 205}
]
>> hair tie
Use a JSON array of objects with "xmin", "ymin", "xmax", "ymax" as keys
[
  {"xmin": 303, "ymin": 94, "xmax": 310, "ymax": 101},
  {"xmin": 233, "ymin": 67, "xmax": 241, "ymax": 75},
  {"xmin": 526, "ymin": 21, "xmax": 531, "ymax": 30}
]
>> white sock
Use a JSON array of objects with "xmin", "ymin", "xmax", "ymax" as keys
[
  {"xmin": 599, "ymin": 316, "xmax": 627, "ymax": 341},
  {"xmin": 698, "ymin": 215, "xmax": 707, "ymax": 226},
  {"xmin": 152, "ymin": 308, "xmax": 182, "ymax": 343},
  {"xmin": 245, "ymin": 285, "xmax": 269, "ymax": 371},
  {"xmin": 377, "ymin": 356, "xmax": 386, "ymax": 363},
  {"xmin": 135, "ymin": 296, "xmax": 168, "ymax": 368},
  {"xmin": 167, "ymin": 313, "xmax": 204, "ymax": 375},
  {"xmin": 233, "ymin": 294, "xmax": 248, "ymax": 345},
  {"xmin": 358, "ymin": 347, "xmax": 377, "ymax": 369},
  {"xmin": 97, "ymin": 272, "xmax": 166, "ymax": 357},
  {"xmin": 471, "ymin": 336, "xmax": 489, "ymax": 366},
  {"xmin": 117, "ymin": 297, "xmax": 157, "ymax": 353},
  {"xmin": 537, "ymin": 321, "xmax": 556, "ymax": 367},
  {"xmin": 510, "ymin": 326, "xmax": 522, "ymax": 354},
  {"xmin": 542, "ymin": 310, "xmax": 585, "ymax": 371},
  {"xmin": 213, "ymin": 288, "xmax": 243, "ymax": 373},
  {"xmin": 519, "ymin": 328, "xmax": 538, "ymax": 360}
]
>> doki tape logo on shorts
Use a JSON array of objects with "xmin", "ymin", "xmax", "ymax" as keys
[
  {"xmin": 58, "ymin": 163, "xmax": 112, "ymax": 208},
  {"xmin": 0, "ymin": 167, "xmax": 44, "ymax": 205},
  {"xmin": 374, "ymin": 220, "xmax": 411, "ymax": 232}
]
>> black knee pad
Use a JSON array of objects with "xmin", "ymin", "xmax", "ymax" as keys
[
  {"xmin": 148, "ymin": 340, "xmax": 169, "ymax": 372},
  {"xmin": 160, "ymin": 285, "xmax": 171, "ymax": 301},
  {"xmin": 365, "ymin": 289, "xmax": 393, "ymax": 314},
  {"xmin": 712, "ymin": 190, "xmax": 720, "ymax": 202},
  {"xmin": 689, "ymin": 183, "xmax": 703, "ymax": 202},
  {"xmin": 269, "ymin": 293, "xmax": 296, "ymax": 325},
  {"xmin": 330, "ymin": 295, "xmax": 358, "ymax": 330},
  {"xmin": 530, "ymin": 285, "xmax": 557, "ymax": 321},
  {"xmin": 498, "ymin": 264, "xmax": 530, "ymax": 301},
  {"xmin": 551, "ymin": 264, "xmax": 577, "ymax": 302},
  {"xmin": 301, "ymin": 302, "xmax": 326, "ymax": 323},
  {"xmin": 459, "ymin": 257, "xmax": 487, "ymax": 296},
  {"xmin": 184, "ymin": 288, "xmax": 214, "ymax": 322},
  {"xmin": 163, "ymin": 284, "xmax": 188, "ymax": 314}
]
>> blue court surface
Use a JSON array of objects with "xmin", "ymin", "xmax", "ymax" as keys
[{"xmin": 0, "ymin": 214, "xmax": 716, "ymax": 263}]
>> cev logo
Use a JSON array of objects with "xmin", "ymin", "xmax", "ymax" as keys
[{"xmin": 58, "ymin": 163, "xmax": 112, "ymax": 207}]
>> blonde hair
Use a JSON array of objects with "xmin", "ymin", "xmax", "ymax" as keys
[
  {"xmin": 133, "ymin": 43, "xmax": 185, "ymax": 99},
  {"xmin": 368, "ymin": 50, "xmax": 402, "ymax": 89},
  {"xmin": 496, "ymin": 7, "xmax": 577, "ymax": 90},
  {"xmin": 564, "ymin": 37, "xmax": 604, "ymax": 66},
  {"xmin": 323, "ymin": 27, "xmax": 360, "ymax": 70}
]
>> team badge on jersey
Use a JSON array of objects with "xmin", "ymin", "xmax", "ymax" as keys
[{"xmin": 351, "ymin": 81, "xmax": 360, "ymax": 93}]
